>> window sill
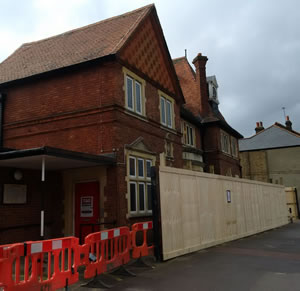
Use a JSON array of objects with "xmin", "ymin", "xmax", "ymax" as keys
[
  {"xmin": 182, "ymin": 146, "xmax": 203, "ymax": 154},
  {"xmin": 160, "ymin": 125, "xmax": 178, "ymax": 135},
  {"xmin": 221, "ymin": 151, "xmax": 239, "ymax": 160},
  {"xmin": 124, "ymin": 109, "xmax": 148, "ymax": 123},
  {"xmin": 128, "ymin": 212, "xmax": 153, "ymax": 218}
]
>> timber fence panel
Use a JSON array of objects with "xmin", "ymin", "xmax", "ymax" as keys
[{"xmin": 159, "ymin": 166, "xmax": 289, "ymax": 260}]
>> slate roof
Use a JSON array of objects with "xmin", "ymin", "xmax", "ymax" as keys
[
  {"xmin": 239, "ymin": 124, "xmax": 300, "ymax": 151},
  {"xmin": 0, "ymin": 4, "xmax": 153, "ymax": 85}
]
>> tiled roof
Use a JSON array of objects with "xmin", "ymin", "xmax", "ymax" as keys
[
  {"xmin": 0, "ymin": 4, "xmax": 153, "ymax": 85},
  {"xmin": 174, "ymin": 57, "xmax": 243, "ymax": 138},
  {"xmin": 173, "ymin": 57, "xmax": 197, "ymax": 113},
  {"xmin": 239, "ymin": 124, "xmax": 300, "ymax": 151}
]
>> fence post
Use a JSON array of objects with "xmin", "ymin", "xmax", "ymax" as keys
[{"xmin": 151, "ymin": 166, "xmax": 162, "ymax": 261}]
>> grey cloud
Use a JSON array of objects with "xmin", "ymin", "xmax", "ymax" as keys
[{"xmin": 1, "ymin": 0, "xmax": 299, "ymax": 136}]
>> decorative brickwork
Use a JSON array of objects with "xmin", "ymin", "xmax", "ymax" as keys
[{"xmin": 120, "ymin": 16, "xmax": 175, "ymax": 95}]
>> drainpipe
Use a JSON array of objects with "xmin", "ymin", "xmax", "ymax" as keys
[{"xmin": 0, "ymin": 93, "xmax": 6, "ymax": 148}]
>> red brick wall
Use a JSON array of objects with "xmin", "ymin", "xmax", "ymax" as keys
[
  {"xmin": 3, "ymin": 62, "xmax": 121, "ymax": 154},
  {"xmin": 203, "ymin": 125, "xmax": 241, "ymax": 177},
  {"xmin": 0, "ymin": 168, "xmax": 63, "ymax": 244},
  {"xmin": 1, "ymin": 58, "xmax": 184, "ymax": 234}
]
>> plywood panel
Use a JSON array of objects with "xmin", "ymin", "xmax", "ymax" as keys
[{"xmin": 159, "ymin": 166, "xmax": 288, "ymax": 260}]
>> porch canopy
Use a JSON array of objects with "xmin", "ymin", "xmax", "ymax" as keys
[{"xmin": 0, "ymin": 146, "xmax": 116, "ymax": 170}]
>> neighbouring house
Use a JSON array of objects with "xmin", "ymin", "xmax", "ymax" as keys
[
  {"xmin": 174, "ymin": 56, "xmax": 243, "ymax": 177},
  {"xmin": 0, "ymin": 4, "xmax": 242, "ymax": 244},
  {"xmin": 239, "ymin": 117, "xmax": 300, "ymax": 216}
]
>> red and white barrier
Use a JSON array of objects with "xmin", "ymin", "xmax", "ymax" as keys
[
  {"xmin": 81, "ymin": 226, "xmax": 131, "ymax": 279},
  {"xmin": 131, "ymin": 221, "xmax": 154, "ymax": 259},
  {"xmin": 0, "ymin": 221, "xmax": 154, "ymax": 290},
  {"xmin": 0, "ymin": 237, "xmax": 79, "ymax": 291}
]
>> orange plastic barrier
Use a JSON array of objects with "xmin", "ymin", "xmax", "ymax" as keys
[
  {"xmin": 0, "ymin": 237, "xmax": 79, "ymax": 291},
  {"xmin": 131, "ymin": 221, "xmax": 154, "ymax": 259},
  {"xmin": 0, "ymin": 243, "xmax": 24, "ymax": 291},
  {"xmin": 81, "ymin": 226, "xmax": 131, "ymax": 279},
  {"xmin": 0, "ymin": 222, "xmax": 155, "ymax": 290}
]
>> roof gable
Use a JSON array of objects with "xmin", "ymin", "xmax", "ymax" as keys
[
  {"xmin": 119, "ymin": 8, "xmax": 183, "ymax": 99},
  {"xmin": 0, "ymin": 5, "xmax": 153, "ymax": 85},
  {"xmin": 239, "ymin": 124, "xmax": 300, "ymax": 151}
]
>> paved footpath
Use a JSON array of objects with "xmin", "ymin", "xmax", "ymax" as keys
[{"xmin": 73, "ymin": 221, "xmax": 300, "ymax": 291}]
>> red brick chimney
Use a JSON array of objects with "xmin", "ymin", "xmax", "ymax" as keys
[
  {"xmin": 285, "ymin": 115, "xmax": 292, "ymax": 131},
  {"xmin": 255, "ymin": 121, "xmax": 264, "ymax": 134},
  {"xmin": 192, "ymin": 53, "xmax": 211, "ymax": 117}
]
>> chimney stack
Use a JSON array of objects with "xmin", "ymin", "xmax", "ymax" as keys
[
  {"xmin": 285, "ymin": 115, "xmax": 292, "ymax": 131},
  {"xmin": 255, "ymin": 121, "xmax": 264, "ymax": 134},
  {"xmin": 192, "ymin": 53, "xmax": 210, "ymax": 117}
]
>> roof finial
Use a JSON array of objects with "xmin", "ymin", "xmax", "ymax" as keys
[{"xmin": 185, "ymin": 49, "xmax": 187, "ymax": 59}]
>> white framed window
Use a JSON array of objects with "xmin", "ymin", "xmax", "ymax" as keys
[
  {"xmin": 129, "ymin": 156, "xmax": 136, "ymax": 177},
  {"xmin": 126, "ymin": 76, "xmax": 134, "ymax": 110},
  {"xmin": 135, "ymin": 81, "xmax": 142, "ymax": 114},
  {"xmin": 231, "ymin": 137, "xmax": 238, "ymax": 158},
  {"xmin": 138, "ymin": 158, "xmax": 144, "ymax": 178},
  {"xmin": 146, "ymin": 160, "xmax": 152, "ymax": 178},
  {"xmin": 160, "ymin": 94, "xmax": 174, "ymax": 129},
  {"xmin": 125, "ymin": 71, "xmax": 145, "ymax": 116},
  {"xmin": 166, "ymin": 100, "xmax": 172, "ymax": 128},
  {"xmin": 129, "ymin": 182, "xmax": 137, "ymax": 213},
  {"xmin": 128, "ymin": 155, "xmax": 153, "ymax": 214},
  {"xmin": 221, "ymin": 130, "xmax": 231, "ymax": 155},
  {"xmin": 182, "ymin": 121, "xmax": 196, "ymax": 147},
  {"xmin": 138, "ymin": 183, "xmax": 145, "ymax": 212},
  {"xmin": 161, "ymin": 97, "xmax": 166, "ymax": 125}
]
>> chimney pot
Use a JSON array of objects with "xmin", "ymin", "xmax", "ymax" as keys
[
  {"xmin": 285, "ymin": 115, "xmax": 292, "ymax": 130},
  {"xmin": 255, "ymin": 121, "xmax": 264, "ymax": 134}
]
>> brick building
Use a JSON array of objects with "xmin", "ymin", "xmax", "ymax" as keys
[
  {"xmin": 174, "ymin": 55, "xmax": 243, "ymax": 176},
  {"xmin": 0, "ymin": 4, "xmax": 242, "ymax": 244}
]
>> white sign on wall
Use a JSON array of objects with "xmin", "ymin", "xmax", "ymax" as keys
[
  {"xmin": 3, "ymin": 184, "xmax": 27, "ymax": 204},
  {"xmin": 80, "ymin": 196, "xmax": 93, "ymax": 217}
]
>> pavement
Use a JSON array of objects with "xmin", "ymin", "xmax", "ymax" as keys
[{"xmin": 71, "ymin": 221, "xmax": 300, "ymax": 291}]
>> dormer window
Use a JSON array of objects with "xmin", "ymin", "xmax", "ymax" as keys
[
  {"xmin": 212, "ymin": 87, "xmax": 217, "ymax": 98},
  {"xmin": 207, "ymin": 75, "xmax": 219, "ymax": 105}
]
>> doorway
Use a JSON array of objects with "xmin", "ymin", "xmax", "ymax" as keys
[{"xmin": 75, "ymin": 181, "xmax": 100, "ymax": 243}]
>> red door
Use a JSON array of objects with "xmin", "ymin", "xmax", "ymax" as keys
[{"xmin": 75, "ymin": 181, "xmax": 100, "ymax": 243}]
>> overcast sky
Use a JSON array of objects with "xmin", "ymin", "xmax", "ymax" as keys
[{"xmin": 1, "ymin": 0, "xmax": 299, "ymax": 137}]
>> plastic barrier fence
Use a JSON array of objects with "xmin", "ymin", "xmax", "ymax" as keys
[
  {"xmin": 0, "ymin": 237, "xmax": 79, "ymax": 291},
  {"xmin": 80, "ymin": 226, "xmax": 131, "ymax": 279},
  {"xmin": 0, "ymin": 221, "xmax": 153, "ymax": 291},
  {"xmin": 131, "ymin": 221, "xmax": 154, "ymax": 259}
]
